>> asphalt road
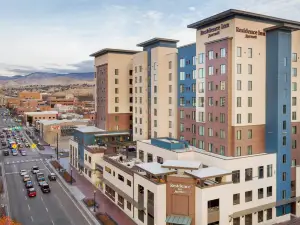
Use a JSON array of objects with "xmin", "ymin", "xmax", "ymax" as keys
[{"xmin": 1, "ymin": 110, "xmax": 92, "ymax": 225}]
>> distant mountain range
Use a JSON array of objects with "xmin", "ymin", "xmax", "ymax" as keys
[{"xmin": 0, "ymin": 72, "xmax": 94, "ymax": 87}]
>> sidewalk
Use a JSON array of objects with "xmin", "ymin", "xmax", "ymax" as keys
[{"xmin": 70, "ymin": 166, "xmax": 137, "ymax": 225}]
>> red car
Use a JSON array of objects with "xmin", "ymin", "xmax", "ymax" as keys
[{"xmin": 27, "ymin": 188, "xmax": 36, "ymax": 197}]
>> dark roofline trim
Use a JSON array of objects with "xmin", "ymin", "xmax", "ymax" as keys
[
  {"xmin": 137, "ymin": 37, "xmax": 179, "ymax": 47},
  {"xmin": 90, "ymin": 48, "xmax": 140, "ymax": 57},
  {"xmin": 187, "ymin": 9, "xmax": 300, "ymax": 30}
]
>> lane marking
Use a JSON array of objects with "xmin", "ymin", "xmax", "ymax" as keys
[
  {"xmin": 28, "ymin": 204, "xmax": 30, "ymax": 211},
  {"xmin": 31, "ymin": 216, "xmax": 33, "ymax": 222},
  {"xmin": 25, "ymin": 196, "xmax": 27, "ymax": 200},
  {"xmin": 43, "ymin": 161, "xmax": 92, "ymax": 225},
  {"xmin": 51, "ymin": 220, "xmax": 55, "ymax": 225},
  {"xmin": 45, "ymin": 207, "xmax": 48, "ymax": 212}
]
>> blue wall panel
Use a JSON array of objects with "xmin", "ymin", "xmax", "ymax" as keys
[
  {"xmin": 265, "ymin": 29, "xmax": 292, "ymax": 216},
  {"xmin": 177, "ymin": 44, "xmax": 196, "ymax": 107}
]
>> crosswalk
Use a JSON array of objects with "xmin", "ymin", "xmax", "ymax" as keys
[{"xmin": 4, "ymin": 158, "xmax": 45, "ymax": 165}]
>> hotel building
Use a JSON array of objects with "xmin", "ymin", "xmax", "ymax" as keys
[
  {"xmin": 94, "ymin": 137, "xmax": 300, "ymax": 225},
  {"xmin": 90, "ymin": 48, "xmax": 139, "ymax": 131},
  {"xmin": 86, "ymin": 8, "xmax": 300, "ymax": 224}
]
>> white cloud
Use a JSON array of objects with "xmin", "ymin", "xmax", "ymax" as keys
[{"xmin": 1, "ymin": 0, "xmax": 300, "ymax": 76}]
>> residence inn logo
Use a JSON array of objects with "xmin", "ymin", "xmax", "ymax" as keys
[{"xmin": 200, "ymin": 23, "xmax": 230, "ymax": 38}]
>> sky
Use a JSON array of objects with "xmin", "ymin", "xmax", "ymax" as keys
[{"xmin": 1, "ymin": 0, "xmax": 300, "ymax": 76}]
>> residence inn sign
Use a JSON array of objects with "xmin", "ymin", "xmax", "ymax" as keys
[{"xmin": 170, "ymin": 183, "xmax": 192, "ymax": 195}]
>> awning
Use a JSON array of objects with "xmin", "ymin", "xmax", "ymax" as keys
[{"xmin": 166, "ymin": 215, "xmax": 192, "ymax": 225}]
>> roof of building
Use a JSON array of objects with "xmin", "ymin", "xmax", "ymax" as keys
[
  {"xmin": 137, "ymin": 37, "xmax": 179, "ymax": 47},
  {"xmin": 37, "ymin": 119, "xmax": 90, "ymax": 126},
  {"xmin": 187, "ymin": 9, "xmax": 300, "ymax": 29},
  {"xmin": 24, "ymin": 111, "xmax": 58, "ymax": 115},
  {"xmin": 136, "ymin": 162, "xmax": 177, "ymax": 176},
  {"xmin": 89, "ymin": 48, "xmax": 140, "ymax": 57},
  {"xmin": 75, "ymin": 126, "xmax": 104, "ymax": 133},
  {"xmin": 94, "ymin": 131, "xmax": 130, "ymax": 137},
  {"xmin": 185, "ymin": 167, "xmax": 231, "ymax": 179},
  {"xmin": 162, "ymin": 160, "xmax": 201, "ymax": 170}
]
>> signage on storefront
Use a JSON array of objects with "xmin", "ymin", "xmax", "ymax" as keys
[
  {"xmin": 200, "ymin": 23, "xmax": 230, "ymax": 38},
  {"xmin": 51, "ymin": 125, "xmax": 61, "ymax": 131},
  {"xmin": 170, "ymin": 183, "xmax": 192, "ymax": 194},
  {"xmin": 236, "ymin": 27, "xmax": 266, "ymax": 39}
]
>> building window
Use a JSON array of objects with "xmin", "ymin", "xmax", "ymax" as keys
[
  {"xmin": 267, "ymin": 186, "xmax": 272, "ymax": 197},
  {"xmin": 258, "ymin": 210, "xmax": 263, "ymax": 223},
  {"xmin": 208, "ymin": 97, "xmax": 213, "ymax": 106},
  {"xmin": 232, "ymin": 170, "xmax": 240, "ymax": 183},
  {"xmin": 292, "ymin": 111, "xmax": 297, "ymax": 120},
  {"xmin": 283, "ymin": 136, "xmax": 286, "ymax": 146},
  {"xmin": 292, "ymin": 159, "xmax": 297, "ymax": 167},
  {"xmin": 220, "ymin": 113, "xmax": 225, "ymax": 123},
  {"xmin": 180, "ymin": 72, "xmax": 185, "ymax": 80},
  {"xmin": 248, "ymin": 48, "xmax": 252, "ymax": 58},
  {"xmin": 220, "ymin": 81, "xmax": 226, "ymax": 90},
  {"xmin": 154, "ymin": 97, "xmax": 157, "ymax": 104},
  {"xmin": 168, "ymin": 61, "xmax": 172, "ymax": 69},
  {"xmin": 220, "ymin": 130, "xmax": 225, "ymax": 139},
  {"xmin": 154, "ymin": 120, "xmax": 157, "ymax": 127},
  {"xmin": 248, "ymin": 64, "xmax": 252, "ymax": 74},
  {"xmin": 248, "ymin": 97, "xmax": 252, "ymax": 107},
  {"xmin": 237, "ymin": 47, "xmax": 242, "ymax": 57},
  {"xmin": 221, "ymin": 48, "xmax": 226, "ymax": 57},
  {"xmin": 208, "ymin": 66, "xmax": 214, "ymax": 75},
  {"xmin": 198, "ymin": 68, "xmax": 204, "ymax": 78},
  {"xmin": 258, "ymin": 166, "xmax": 264, "ymax": 179},
  {"xmin": 198, "ymin": 53, "xmax": 204, "ymax": 64},
  {"xmin": 147, "ymin": 153, "xmax": 153, "ymax": 162},
  {"xmin": 233, "ymin": 193, "xmax": 240, "ymax": 205},
  {"xmin": 237, "ymin": 64, "xmax": 242, "ymax": 74},
  {"xmin": 115, "ymin": 69, "xmax": 119, "ymax": 75},
  {"xmin": 208, "ymin": 128, "xmax": 213, "ymax": 137},
  {"xmin": 282, "ymin": 172, "xmax": 286, "ymax": 181},
  {"xmin": 292, "ymin": 53, "xmax": 297, "ymax": 62},
  {"xmin": 267, "ymin": 165, "xmax": 273, "ymax": 177},
  {"xmin": 115, "ymin": 88, "xmax": 119, "ymax": 94},
  {"xmin": 138, "ymin": 210, "xmax": 144, "ymax": 222},
  {"xmin": 236, "ymin": 147, "xmax": 241, "ymax": 156},
  {"xmin": 208, "ymin": 143, "xmax": 213, "ymax": 152},
  {"xmin": 192, "ymin": 56, "xmax": 196, "ymax": 65},
  {"xmin": 248, "ymin": 129, "xmax": 252, "ymax": 139},
  {"xmin": 292, "ymin": 126, "xmax": 297, "ymax": 134},
  {"xmin": 267, "ymin": 208, "xmax": 272, "ymax": 220},
  {"xmin": 237, "ymin": 114, "xmax": 241, "ymax": 124},
  {"xmin": 245, "ymin": 191, "xmax": 252, "ymax": 202},
  {"xmin": 292, "ymin": 82, "xmax": 297, "ymax": 91},
  {"xmin": 118, "ymin": 174, "xmax": 124, "ymax": 182},
  {"xmin": 248, "ymin": 113, "xmax": 252, "ymax": 123},
  {"xmin": 168, "ymin": 121, "xmax": 172, "ymax": 128},
  {"xmin": 179, "ymin": 58, "xmax": 185, "ymax": 67},
  {"xmin": 115, "ymin": 97, "xmax": 119, "ymax": 103},
  {"xmin": 220, "ymin": 64, "xmax": 226, "ymax": 74},
  {"xmin": 237, "ymin": 97, "xmax": 241, "ymax": 107},
  {"xmin": 292, "ymin": 97, "xmax": 297, "ymax": 106},
  {"xmin": 282, "ymin": 190, "xmax": 286, "ymax": 199},
  {"xmin": 127, "ymin": 180, "xmax": 131, "ymax": 187},
  {"xmin": 237, "ymin": 80, "xmax": 241, "ymax": 90},
  {"xmin": 292, "ymin": 68, "xmax": 297, "ymax": 77},
  {"xmin": 169, "ymin": 73, "xmax": 172, "ymax": 81},
  {"xmin": 127, "ymin": 201, "xmax": 131, "ymax": 211},
  {"xmin": 258, "ymin": 188, "xmax": 263, "ymax": 199},
  {"xmin": 245, "ymin": 168, "xmax": 252, "ymax": 181},
  {"xmin": 208, "ymin": 51, "xmax": 214, "ymax": 60},
  {"xmin": 247, "ymin": 146, "xmax": 252, "ymax": 155},
  {"xmin": 192, "ymin": 70, "xmax": 196, "ymax": 79},
  {"xmin": 236, "ymin": 130, "xmax": 241, "ymax": 140},
  {"xmin": 233, "ymin": 218, "xmax": 240, "ymax": 225}
]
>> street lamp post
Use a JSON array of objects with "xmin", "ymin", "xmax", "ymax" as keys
[
  {"xmin": 70, "ymin": 168, "xmax": 73, "ymax": 185},
  {"xmin": 93, "ymin": 190, "xmax": 96, "ymax": 212}
]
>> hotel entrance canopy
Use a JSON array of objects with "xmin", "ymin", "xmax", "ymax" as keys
[{"xmin": 165, "ymin": 215, "xmax": 192, "ymax": 225}]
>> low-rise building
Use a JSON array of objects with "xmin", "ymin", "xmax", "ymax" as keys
[
  {"xmin": 18, "ymin": 91, "xmax": 41, "ymax": 100},
  {"xmin": 24, "ymin": 111, "xmax": 58, "ymax": 126},
  {"xmin": 76, "ymin": 137, "xmax": 300, "ymax": 225},
  {"xmin": 36, "ymin": 119, "xmax": 91, "ymax": 146}
]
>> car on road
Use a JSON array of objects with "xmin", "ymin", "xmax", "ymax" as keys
[
  {"xmin": 25, "ymin": 180, "xmax": 33, "ymax": 189},
  {"xmin": 48, "ymin": 173, "xmax": 56, "ymax": 181},
  {"xmin": 3, "ymin": 150, "xmax": 9, "ymax": 156},
  {"xmin": 12, "ymin": 150, "xmax": 18, "ymax": 156},
  {"xmin": 20, "ymin": 150, "xmax": 26, "ymax": 156},
  {"xmin": 20, "ymin": 170, "xmax": 27, "ymax": 176},
  {"xmin": 27, "ymin": 188, "xmax": 36, "ymax": 197},
  {"xmin": 32, "ymin": 166, "xmax": 39, "ymax": 174},
  {"xmin": 40, "ymin": 182, "xmax": 51, "ymax": 193},
  {"xmin": 23, "ymin": 175, "xmax": 30, "ymax": 182},
  {"xmin": 36, "ymin": 173, "xmax": 45, "ymax": 184}
]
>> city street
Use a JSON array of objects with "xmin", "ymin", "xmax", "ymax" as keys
[{"xmin": 0, "ymin": 109, "xmax": 92, "ymax": 225}]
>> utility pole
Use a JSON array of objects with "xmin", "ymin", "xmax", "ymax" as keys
[{"xmin": 56, "ymin": 132, "xmax": 59, "ymax": 160}]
